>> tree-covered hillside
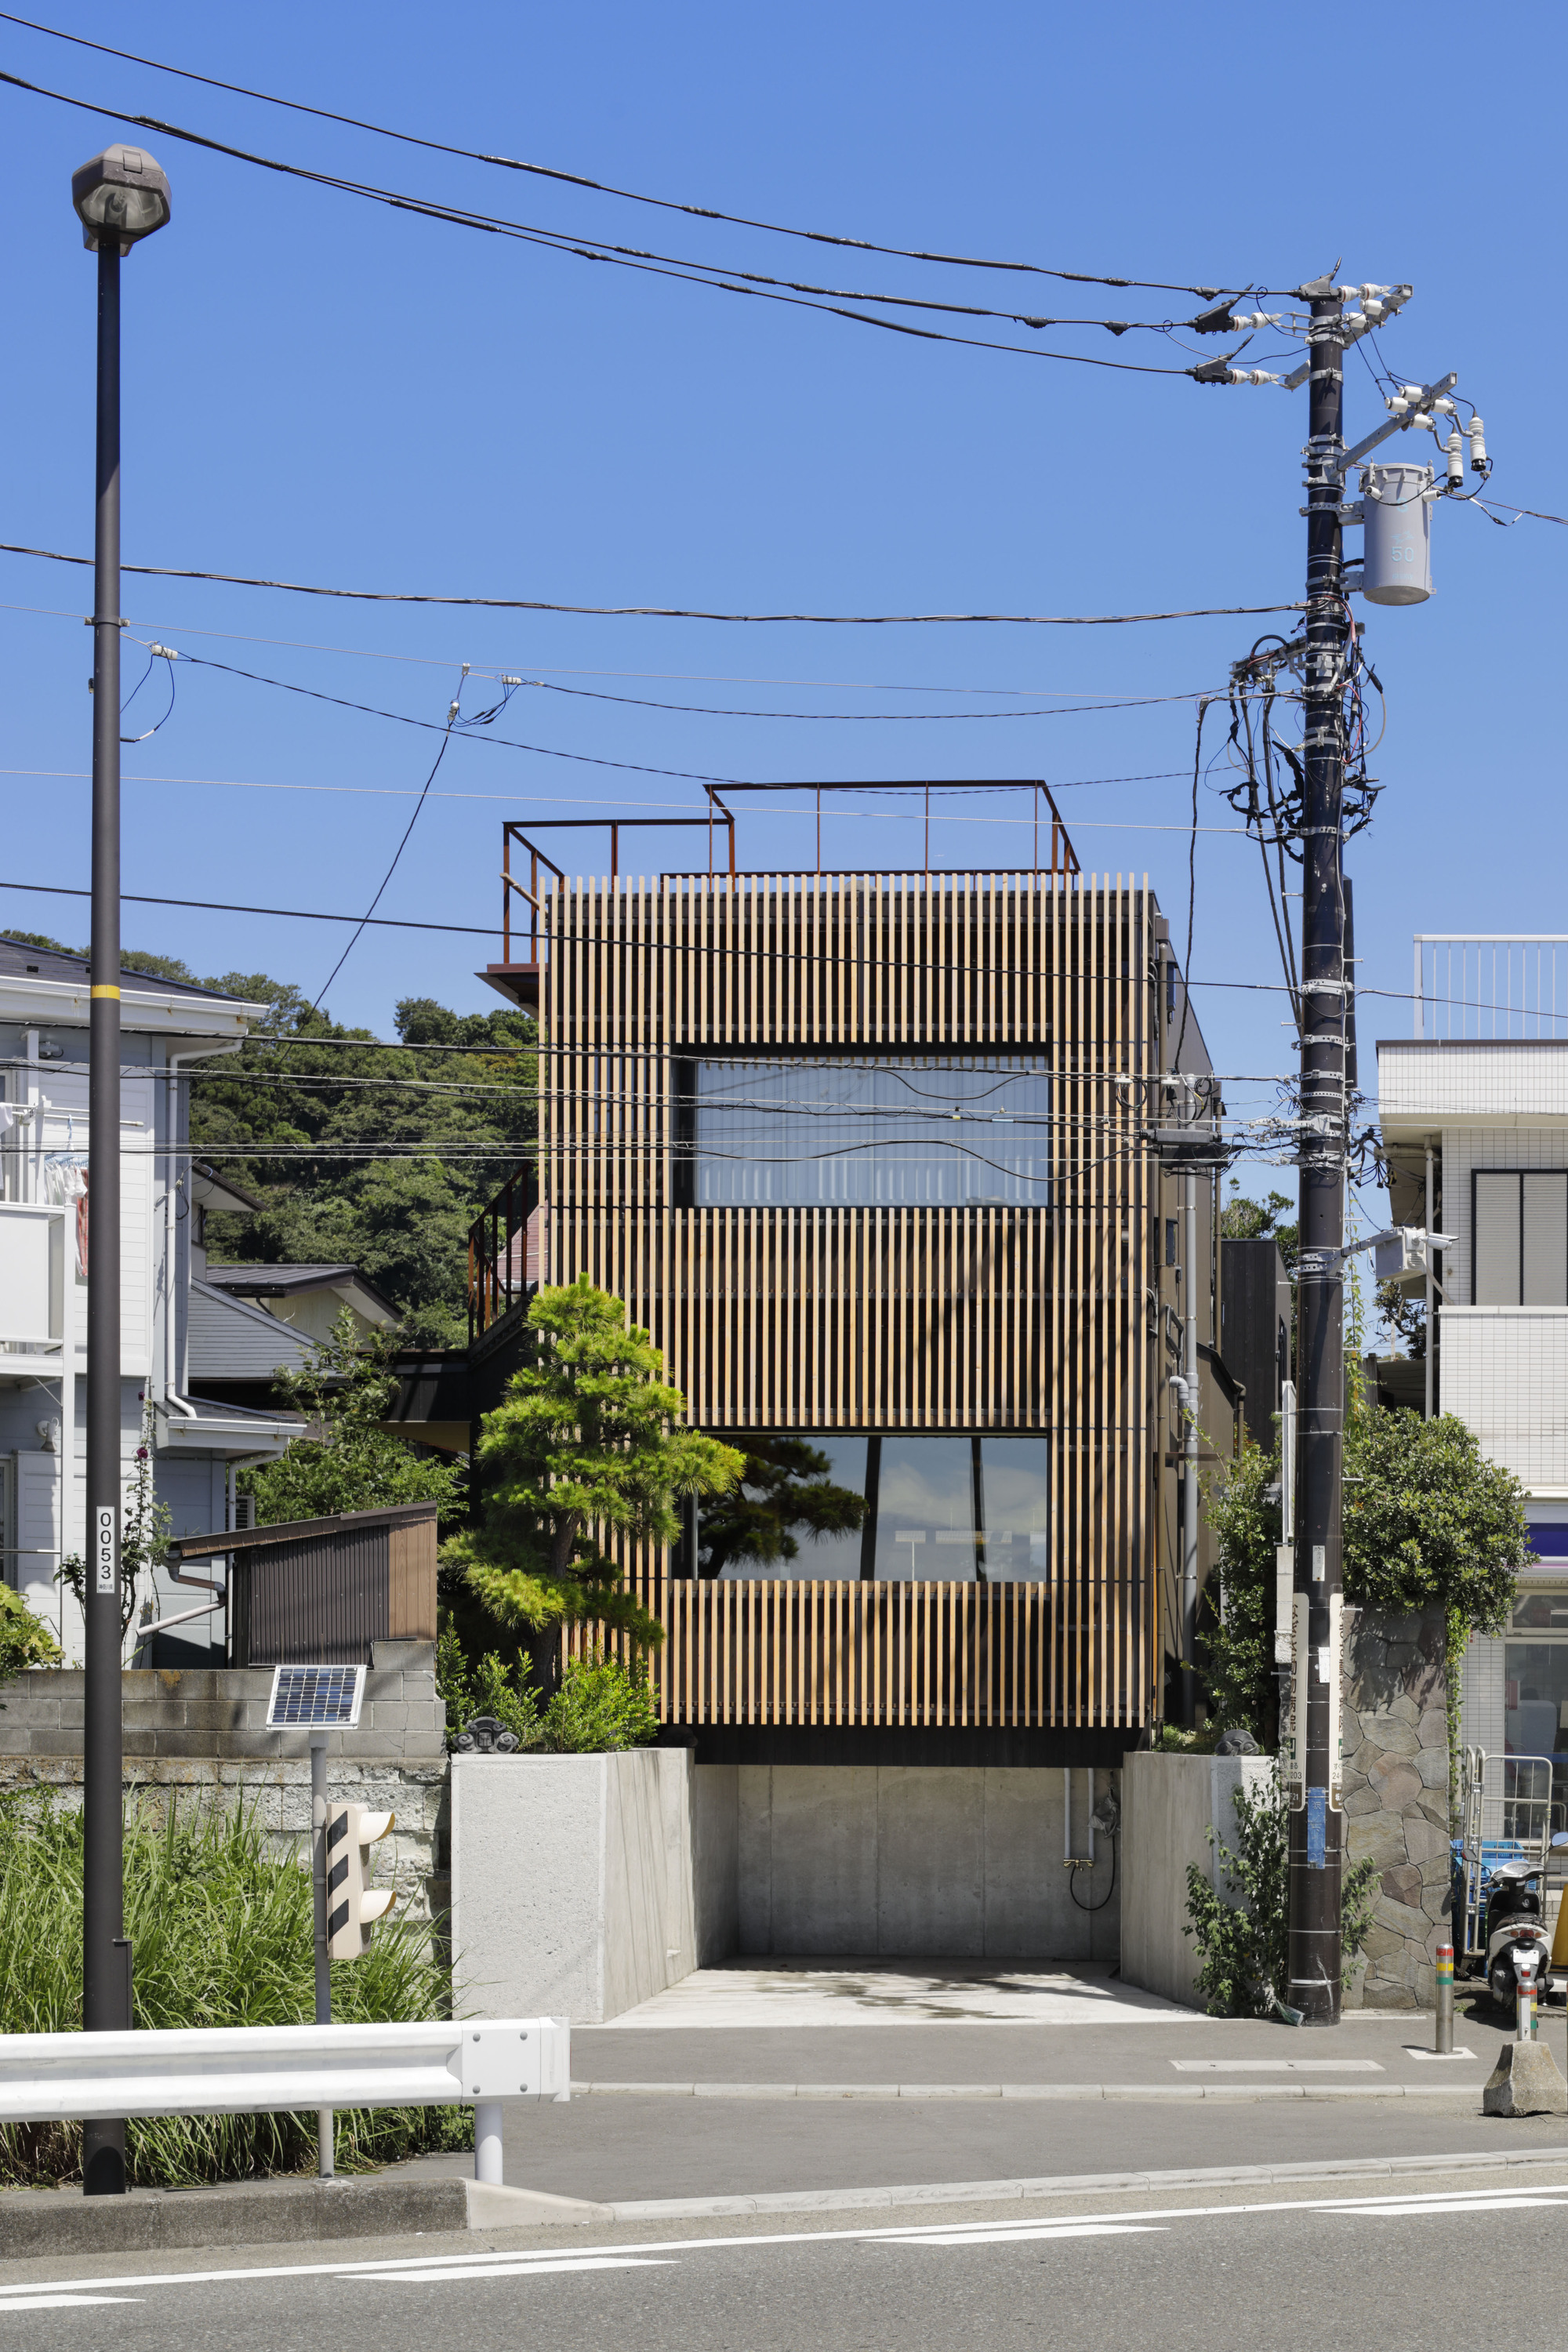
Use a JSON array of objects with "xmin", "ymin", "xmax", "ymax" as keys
[{"xmin": 7, "ymin": 935, "xmax": 535, "ymax": 1346}]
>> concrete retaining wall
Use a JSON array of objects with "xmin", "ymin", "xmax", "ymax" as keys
[
  {"xmin": 1119, "ymin": 1751, "xmax": 1276, "ymax": 2007},
  {"xmin": 450, "ymin": 1747, "xmax": 726, "ymax": 2024},
  {"xmin": 725, "ymin": 1765, "xmax": 1120, "ymax": 1959}
]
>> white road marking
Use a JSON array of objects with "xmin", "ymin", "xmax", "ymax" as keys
[
  {"xmin": 379, "ymin": 2259, "xmax": 676, "ymax": 2282},
  {"xmin": 5, "ymin": 2178, "xmax": 1568, "ymax": 2303},
  {"xmin": 0, "ymin": 2295, "xmax": 142, "ymax": 2311},
  {"xmin": 1171, "ymin": 2059, "xmax": 1383, "ymax": 2072},
  {"xmin": 884, "ymin": 2224, "xmax": 1165, "ymax": 2246},
  {"xmin": 1322, "ymin": 2194, "xmax": 1568, "ymax": 2217},
  {"xmin": 1404, "ymin": 2047, "xmax": 1477, "ymax": 2061}
]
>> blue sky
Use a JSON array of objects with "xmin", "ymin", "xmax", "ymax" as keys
[{"xmin": 1, "ymin": 0, "xmax": 1563, "ymax": 1206}]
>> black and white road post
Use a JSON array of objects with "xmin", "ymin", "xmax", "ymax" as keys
[{"xmin": 72, "ymin": 143, "xmax": 172, "ymax": 2194}]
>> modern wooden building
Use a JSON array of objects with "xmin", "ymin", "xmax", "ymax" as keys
[{"xmin": 474, "ymin": 795, "xmax": 1245, "ymax": 1776}]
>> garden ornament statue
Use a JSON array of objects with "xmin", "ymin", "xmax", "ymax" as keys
[{"xmin": 456, "ymin": 1715, "xmax": 521, "ymax": 1755}]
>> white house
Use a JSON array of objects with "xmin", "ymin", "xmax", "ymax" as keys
[
  {"xmin": 1378, "ymin": 933, "xmax": 1568, "ymax": 1831},
  {"xmin": 0, "ymin": 936, "xmax": 297, "ymax": 1664}
]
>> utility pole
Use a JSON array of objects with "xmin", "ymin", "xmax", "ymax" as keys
[
  {"xmin": 1180, "ymin": 1163, "xmax": 1200, "ymax": 1726},
  {"xmin": 1289, "ymin": 278, "xmax": 1348, "ymax": 2026}
]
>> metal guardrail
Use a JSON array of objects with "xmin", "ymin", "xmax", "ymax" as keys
[{"xmin": 0, "ymin": 2018, "xmax": 569, "ymax": 2187}]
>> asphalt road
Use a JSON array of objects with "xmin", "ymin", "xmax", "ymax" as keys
[{"xmin": 5, "ymin": 2161, "xmax": 1567, "ymax": 2350}]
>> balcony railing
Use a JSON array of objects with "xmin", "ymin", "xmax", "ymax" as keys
[
  {"xmin": 466, "ymin": 1167, "xmax": 539, "ymax": 1341},
  {"xmin": 1414, "ymin": 934, "xmax": 1568, "ymax": 1040}
]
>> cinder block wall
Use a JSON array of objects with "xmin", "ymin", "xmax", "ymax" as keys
[
  {"xmin": 0, "ymin": 1640, "xmax": 448, "ymax": 1917},
  {"xmin": 0, "ymin": 1639, "xmax": 445, "ymax": 1762}
]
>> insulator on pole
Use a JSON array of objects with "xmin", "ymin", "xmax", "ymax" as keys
[{"xmin": 1445, "ymin": 429, "xmax": 1465, "ymax": 489}]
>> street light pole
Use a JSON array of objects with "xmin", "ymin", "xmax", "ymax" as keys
[{"xmin": 72, "ymin": 142, "xmax": 172, "ymax": 2199}]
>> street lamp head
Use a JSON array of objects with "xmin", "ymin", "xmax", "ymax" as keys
[{"xmin": 71, "ymin": 145, "xmax": 171, "ymax": 254}]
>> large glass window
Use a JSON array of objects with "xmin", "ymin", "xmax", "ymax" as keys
[
  {"xmin": 681, "ymin": 1433, "xmax": 1051, "ymax": 1581},
  {"xmin": 679, "ymin": 1056, "xmax": 1051, "ymax": 1207},
  {"xmin": 1506, "ymin": 1581, "xmax": 1568, "ymax": 1833}
]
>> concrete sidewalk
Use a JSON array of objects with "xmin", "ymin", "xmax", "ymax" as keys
[
  {"xmin": 407, "ymin": 1968, "xmax": 1562, "ymax": 2209},
  {"xmin": 608, "ymin": 1959, "xmax": 1191, "ymax": 2028}
]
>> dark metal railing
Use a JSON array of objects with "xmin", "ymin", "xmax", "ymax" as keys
[{"xmin": 467, "ymin": 1164, "xmax": 539, "ymax": 1341}]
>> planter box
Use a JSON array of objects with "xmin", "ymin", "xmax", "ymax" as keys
[{"xmin": 449, "ymin": 1748, "xmax": 738, "ymax": 2024}]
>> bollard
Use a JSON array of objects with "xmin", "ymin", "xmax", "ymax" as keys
[
  {"xmin": 1435, "ymin": 1943, "xmax": 1454, "ymax": 2054},
  {"xmin": 1515, "ymin": 1948, "xmax": 1541, "ymax": 2044}
]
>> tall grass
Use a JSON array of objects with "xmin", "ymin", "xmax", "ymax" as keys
[{"xmin": 0, "ymin": 1791, "xmax": 470, "ymax": 2187}]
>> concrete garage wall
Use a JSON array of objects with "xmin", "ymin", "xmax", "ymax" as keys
[
  {"xmin": 451, "ymin": 1747, "xmax": 738, "ymax": 2024},
  {"xmin": 1120, "ymin": 1751, "xmax": 1276, "ymax": 2007},
  {"xmin": 733, "ymin": 1766, "xmax": 1120, "ymax": 1958}
]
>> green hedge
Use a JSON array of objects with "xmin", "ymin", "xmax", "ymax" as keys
[{"xmin": 0, "ymin": 1793, "xmax": 469, "ymax": 2187}]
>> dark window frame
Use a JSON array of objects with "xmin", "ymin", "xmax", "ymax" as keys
[
  {"xmin": 670, "ymin": 1428, "xmax": 1053, "ymax": 1585},
  {"xmin": 1470, "ymin": 1167, "xmax": 1568, "ymax": 1306},
  {"xmin": 671, "ymin": 1047, "xmax": 1053, "ymax": 1214}
]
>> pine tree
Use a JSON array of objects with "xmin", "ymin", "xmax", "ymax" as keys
[{"xmin": 443, "ymin": 1278, "xmax": 744, "ymax": 1654}]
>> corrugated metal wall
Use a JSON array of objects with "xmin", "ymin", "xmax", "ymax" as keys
[{"xmin": 233, "ymin": 1526, "xmax": 391, "ymax": 1666}]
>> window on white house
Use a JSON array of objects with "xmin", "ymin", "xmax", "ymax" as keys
[{"xmin": 1474, "ymin": 1171, "xmax": 1568, "ymax": 1304}]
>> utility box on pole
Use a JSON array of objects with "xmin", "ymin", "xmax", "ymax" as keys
[{"xmin": 1361, "ymin": 463, "xmax": 1434, "ymax": 604}]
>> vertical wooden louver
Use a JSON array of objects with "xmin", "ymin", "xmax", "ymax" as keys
[{"xmin": 546, "ymin": 871, "xmax": 1160, "ymax": 1729}]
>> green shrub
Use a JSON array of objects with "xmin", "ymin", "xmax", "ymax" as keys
[
  {"xmin": 1183, "ymin": 1776, "xmax": 1378, "ymax": 2018},
  {"xmin": 543, "ymin": 1651, "xmax": 659, "ymax": 1751},
  {"xmin": 0, "ymin": 1587, "xmax": 62, "ymax": 1681},
  {"xmin": 437, "ymin": 1628, "xmax": 657, "ymax": 1755},
  {"xmin": 0, "ymin": 1793, "xmax": 468, "ymax": 2187}
]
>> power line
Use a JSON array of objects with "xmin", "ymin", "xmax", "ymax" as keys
[
  {"xmin": 0, "ymin": 539, "xmax": 1305, "ymax": 626},
  {"xmin": 5, "ymin": 597, "xmax": 1232, "ymax": 697},
  {"xmin": 0, "ymin": 13, "xmax": 1255, "ymax": 299},
  {"xmin": 158, "ymin": 639, "xmax": 1267, "ymax": 741},
  {"xmin": 0, "ymin": 66, "xmax": 1210, "ymax": 374},
  {"xmin": 315, "ymin": 710, "xmax": 456, "ymax": 1009},
  {"xmin": 0, "ymin": 876, "xmax": 1299, "ymax": 998},
  {"xmin": 0, "ymin": 764, "xmax": 1239, "ymax": 808}
]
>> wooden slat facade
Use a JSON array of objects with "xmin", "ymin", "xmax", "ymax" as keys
[{"xmin": 543, "ymin": 869, "xmax": 1171, "ymax": 1732}]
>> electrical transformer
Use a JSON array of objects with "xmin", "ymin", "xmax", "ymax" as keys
[{"xmin": 1360, "ymin": 462, "xmax": 1433, "ymax": 604}]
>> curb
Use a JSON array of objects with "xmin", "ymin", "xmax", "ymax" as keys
[
  {"xmin": 0, "ymin": 2175, "xmax": 608, "ymax": 2259},
  {"xmin": 586, "ymin": 2141, "xmax": 1568, "ymax": 2221},
  {"xmin": 572, "ymin": 2078, "xmax": 1487, "ymax": 2103},
  {"xmin": 5, "ymin": 2140, "xmax": 1568, "ymax": 2253}
]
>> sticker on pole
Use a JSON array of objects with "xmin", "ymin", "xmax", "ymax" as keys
[
  {"xmin": 1306, "ymin": 1785, "xmax": 1327, "ymax": 1869},
  {"xmin": 94, "ymin": 1506, "xmax": 117, "ymax": 1596}
]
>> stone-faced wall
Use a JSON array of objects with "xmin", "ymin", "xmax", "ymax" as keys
[
  {"xmin": 0, "ymin": 1639, "xmax": 449, "ymax": 1917},
  {"xmin": 0, "ymin": 1755, "xmax": 448, "ymax": 1918},
  {"xmin": 1341, "ymin": 1605, "xmax": 1450, "ymax": 2009}
]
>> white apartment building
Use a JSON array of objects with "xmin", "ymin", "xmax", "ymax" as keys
[
  {"xmin": 1379, "ymin": 935, "xmax": 1568, "ymax": 1826},
  {"xmin": 0, "ymin": 937, "xmax": 296, "ymax": 1664}
]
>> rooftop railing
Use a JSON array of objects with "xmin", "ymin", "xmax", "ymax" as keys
[{"xmin": 1414, "ymin": 935, "xmax": 1568, "ymax": 1040}]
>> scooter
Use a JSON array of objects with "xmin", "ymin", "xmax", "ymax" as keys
[{"xmin": 1483, "ymin": 1858, "xmax": 1555, "ymax": 2013}]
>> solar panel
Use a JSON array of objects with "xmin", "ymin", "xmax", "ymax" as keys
[{"xmin": 266, "ymin": 1664, "xmax": 366, "ymax": 1728}]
